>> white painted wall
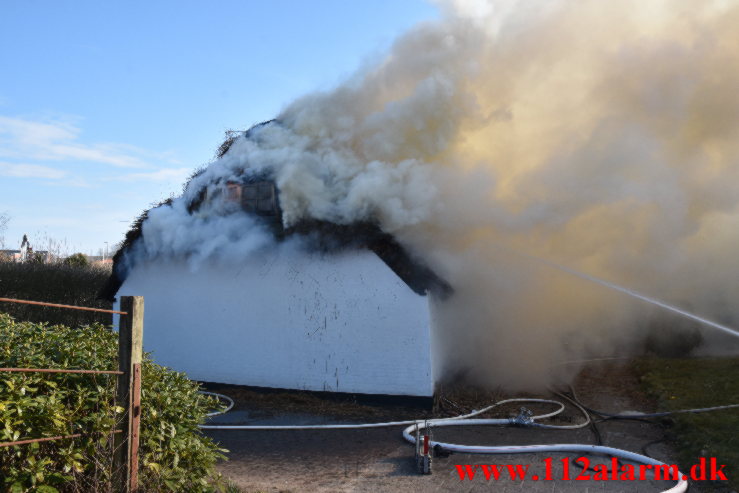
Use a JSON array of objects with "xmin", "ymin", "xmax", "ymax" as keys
[{"xmin": 116, "ymin": 247, "xmax": 435, "ymax": 396}]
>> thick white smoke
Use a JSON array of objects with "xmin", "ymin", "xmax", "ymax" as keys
[
  {"xmin": 136, "ymin": 0, "xmax": 739, "ymax": 390},
  {"xmin": 138, "ymin": 201, "xmax": 274, "ymax": 270}
]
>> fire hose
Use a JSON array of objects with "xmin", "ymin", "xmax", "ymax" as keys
[{"xmin": 198, "ymin": 393, "xmax": 696, "ymax": 493}]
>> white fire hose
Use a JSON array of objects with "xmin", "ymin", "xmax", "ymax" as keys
[{"xmin": 199, "ymin": 393, "xmax": 688, "ymax": 492}]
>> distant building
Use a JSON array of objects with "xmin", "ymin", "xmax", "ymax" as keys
[
  {"xmin": 0, "ymin": 249, "xmax": 21, "ymax": 262},
  {"xmin": 85, "ymin": 256, "xmax": 113, "ymax": 267},
  {"xmin": 0, "ymin": 234, "xmax": 52, "ymax": 263}
]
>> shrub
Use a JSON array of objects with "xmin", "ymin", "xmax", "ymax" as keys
[
  {"xmin": 0, "ymin": 313, "xmax": 227, "ymax": 492},
  {"xmin": 0, "ymin": 262, "xmax": 112, "ymax": 327},
  {"xmin": 62, "ymin": 254, "xmax": 89, "ymax": 269}
]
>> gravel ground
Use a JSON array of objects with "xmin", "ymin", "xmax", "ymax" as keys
[{"xmin": 203, "ymin": 362, "xmax": 708, "ymax": 492}]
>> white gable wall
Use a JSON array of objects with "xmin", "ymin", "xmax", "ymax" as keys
[{"xmin": 116, "ymin": 248, "xmax": 435, "ymax": 396}]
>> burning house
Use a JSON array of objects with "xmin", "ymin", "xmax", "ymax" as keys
[
  {"xmin": 94, "ymin": 0, "xmax": 739, "ymax": 398},
  {"xmin": 101, "ymin": 126, "xmax": 451, "ymax": 397}
]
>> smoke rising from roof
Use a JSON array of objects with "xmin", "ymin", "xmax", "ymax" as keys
[{"xmin": 134, "ymin": 0, "xmax": 739, "ymax": 390}]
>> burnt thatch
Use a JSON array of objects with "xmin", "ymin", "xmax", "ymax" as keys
[
  {"xmin": 99, "ymin": 124, "xmax": 452, "ymax": 302},
  {"xmin": 100, "ymin": 205, "xmax": 451, "ymax": 301},
  {"xmin": 215, "ymin": 119, "xmax": 277, "ymax": 159},
  {"xmin": 98, "ymin": 198, "xmax": 173, "ymax": 301},
  {"xmin": 216, "ymin": 130, "xmax": 240, "ymax": 159}
]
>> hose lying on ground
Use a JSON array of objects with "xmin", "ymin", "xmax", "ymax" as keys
[
  {"xmin": 199, "ymin": 390, "xmax": 234, "ymax": 417},
  {"xmin": 198, "ymin": 392, "xmax": 695, "ymax": 493}
]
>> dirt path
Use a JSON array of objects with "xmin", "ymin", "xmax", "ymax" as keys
[{"xmin": 204, "ymin": 362, "xmax": 700, "ymax": 492}]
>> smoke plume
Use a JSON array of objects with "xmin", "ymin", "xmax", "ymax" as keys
[{"xmin": 137, "ymin": 0, "xmax": 739, "ymax": 390}]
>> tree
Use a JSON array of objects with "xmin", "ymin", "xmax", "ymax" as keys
[{"xmin": 63, "ymin": 252, "xmax": 90, "ymax": 268}]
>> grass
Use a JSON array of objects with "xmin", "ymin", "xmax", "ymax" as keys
[{"xmin": 634, "ymin": 356, "xmax": 739, "ymax": 490}]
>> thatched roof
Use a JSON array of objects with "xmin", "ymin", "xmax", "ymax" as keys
[
  {"xmin": 99, "ymin": 197, "xmax": 172, "ymax": 301},
  {"xmin": 99, "ymin": 125, "xmax": 452, "ymax": 302}
]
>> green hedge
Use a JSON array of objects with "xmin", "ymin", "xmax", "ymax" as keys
[
  {"xmin": 0, "ymin": 262, "xmax": 112, "ymax": 328},
  {"xmin": 0, "ymin": 313, "xmax": 227, "ymax": 492}
]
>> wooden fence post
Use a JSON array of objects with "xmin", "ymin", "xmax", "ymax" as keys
[{"xmin": 113, "ymin": 296, "xmax": 144, "ymax": 493}]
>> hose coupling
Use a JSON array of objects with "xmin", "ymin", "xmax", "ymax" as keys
[{"xmin": 510, "ymin": 407, "xmax": 535, "ymax": 427}]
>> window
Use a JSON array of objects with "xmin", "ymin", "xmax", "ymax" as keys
[
  {"xmin": 225, "ymin": 182, "xmax": 242, "ymax": 202},
  {"xmin": 242, "ymin": 181, "xmax": 278, "ymax": 216}
]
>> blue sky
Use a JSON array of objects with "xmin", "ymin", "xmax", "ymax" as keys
[{"xmin": 0, "ymin": 0, "xmax": 439, "ymax": 255}]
